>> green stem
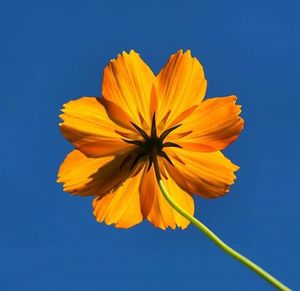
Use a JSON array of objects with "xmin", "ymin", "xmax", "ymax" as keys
[{"xmin": 153, "ymin": 157, "xmax": 291, "ymax": 291}]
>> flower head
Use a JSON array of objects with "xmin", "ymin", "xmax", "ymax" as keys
[{"xmin": 57, "ymin": 50, "xmax": 244, "ymax": 229}]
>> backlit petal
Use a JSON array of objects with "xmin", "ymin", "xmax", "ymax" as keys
[
  {"xmin": 152, "ymin": 50, "xmax": 207, "ymax": 132},
  {"xmin": 99, "ymin": 97, "xmax": 135, "ymax": 131},
  {"xmin": 57, "ymin": 149, "xmax": 143, "ymax": 196},
  {"xmin": 139, "ymin": 162, "xmax": 194, "ymax": 230},
  {"xmin": 59, "ymin": 97, "xmax": 133, "ymax": 157},
  {"xmin": 93, "ymin": 170, "xmax": 143, "ymax": 228},
  {"xmin": 164, "ymin": 148, "xmax": 239, "ymax": 199},
  {"xmin": 102, "ymin": 50, "xmax": 155, "ymax": 128},
  {"xmin": 77, "ymin": 140, "xmax": 134, "ymax": 158},
  {"xmin": 168, "ymin": 96, "xmax": 244, "ymax": 152},
  {"xmin": 57, "ymin": 150, "xmax": 112, "ymax": 196}
]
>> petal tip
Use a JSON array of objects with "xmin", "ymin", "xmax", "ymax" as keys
[
  {"xmin": 176, "ymin": 49, "xmax": 184, "ymax": 55},
  {"xmin": 129, "ymin": 49, "xmax": 138, "ymax": 55},
  {"xmin": 185, "ymin": 49, "xmax": 192, "ymax": 56},
  {"xmin": 121, "ymin": 51, "xmax": 128, "ymax": 57}
]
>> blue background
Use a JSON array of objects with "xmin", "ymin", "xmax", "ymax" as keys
[{"xmin": 1, "ymin": 0, "xmax": 299, "ymax": 290}]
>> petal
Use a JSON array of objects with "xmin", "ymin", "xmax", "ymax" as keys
[
  {"xmin": 57, "ymin": 150, "xmax": 112, "ymax": 196},
  {"xmin": 164, "ymin": 148, "xmax": 239, "ymax": 199},
  {"xmin": 98, "ymin": 97, "xmax": 135, "ymax": 131},
  {"xmin": 102, "ymin": 50, "xmax": 155, "ymax": 128},
  {"xmin": 60, "ymin": 97, "xmax": 134, "ymax": 157},
  {"xmin": 57, "ymin": 149, "xmax": 143, "ymax": 196},
  {"xmin": 169, "ymin": 96, "xmax": 244, "ymax": 152},
  {"xmin": 93, "ymin": 170, "xmax": 144, "ymax": 229},
  {"xmin": 77, "ymin": 140, "xmax": 134, "ymax": 158},
  {"xmin": 152, "ymin": 50, "xmax": 207, "ymax": 131},
  {"xmin": 139, "ymin": 162, "xmax": 194, "ymax": 230}
]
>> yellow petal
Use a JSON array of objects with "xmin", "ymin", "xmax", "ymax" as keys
[
  {"xmin": 57, "ymin": 149, "xmax": 142, "ymax": 197},
  {"xmin": 139, "ymin": 162, "xmax": 194, "ymax": 230},
  {"xmin": 93, "ymin": 170, "xmax": 143, "ymax": 228},
  {"xmin": 60, "ymin": 97, "xmax": 133, "ymax": 157},
  {"xmin": 168, "ymin": 96, "xmax": 244, "ymax": 152},
  {"xmin": 164, "ymin": 148, "xmax": 239, "ymax": 199},
  {"xmin": 102, "ymin": 50, "xmax": 155, "ymax": 128},
  {"xmin": 152, "ymin": 50, "xmax": 207, "ymax": 132}
]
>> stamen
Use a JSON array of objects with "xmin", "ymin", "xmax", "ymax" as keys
[
  {"xmin": 159, "ymin": 124, "xmax": 182, "ymax": 141},
  {"xmin": 122, "ymin": 139, "xmax": 144, "ymax": 146},
  {"xmin": 163, "ymin": 142, "xmax": 182, "ymax": 149},
  {"xmin": 120, "ymin": 112, "xmax": 181, "ymax": 171},
  {"xmin": 147, "ymin": 154, "xmax": 153, "ymax": 171},
  {"xmin": 160, "ymin": 151, "xmax": 174, "ymax": 166},
  {"xmin": 131, "ymin": 122, "xmax": 149, "ymax": 140}
]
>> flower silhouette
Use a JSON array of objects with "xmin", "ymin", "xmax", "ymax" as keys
[{"xmin": 57, "ymin": 50, "xmax": 243, "ymax": 229}]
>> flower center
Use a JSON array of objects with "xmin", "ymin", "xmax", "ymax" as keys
[
  {"xmin": 142, "ymin": 135, "xmax": 164, "ymax": 155},
  {"xmin": 123, "ymin": 113, "xmax": 182, "ymax": 170}
]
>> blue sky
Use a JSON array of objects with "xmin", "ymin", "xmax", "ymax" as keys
[{"xmin": 1, "ymin": 0, "xmax": 299, "ymax": 290}]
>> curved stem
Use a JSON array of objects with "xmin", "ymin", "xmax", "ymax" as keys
[{"xmin": 153, "ymin": 157, "xmax": 291, "ymax": 291}]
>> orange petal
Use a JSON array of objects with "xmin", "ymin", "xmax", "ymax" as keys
[
  {"xmin": 169, "ymin": 96, "xmax": 244, "ymax": 152},
  {"xmin": 59, "ymin": 97, "xmax": 133, "ymax": 157},
  {"xmin": 57, "ymin": 150, "xmax": 112, "ymax": 196},
  {"xmin": 99, "ymin": 97, "xmax": 135, "ymax": 131},
  {"xmin": 139, "ymin": 162, "xmax": 194, "ymax": 230},
  {"xmin": 152, "ymin": 50, "xmax": 207, "ymax": 131},
  {"xmin": 77, "ymin": 140, "xmax": 134, "ymax": 158},
  {"xmin": 57, "ymin": 149, "xmax": 143, "ymax": 197},
  {"xmin": 102, "ymin": 50, "xmax": 155, "ymax": 128},
  {"xmin": 164, "ymin": 148, "xmax": 239, "ymax": 199},
  {"xmin": 93, "ymin": 170, "xmax": 144, "ymax": 229}
]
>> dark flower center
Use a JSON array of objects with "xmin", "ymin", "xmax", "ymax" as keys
[{"xmin": 123, "ymin": 113, "xmax": 182, "ymax": 170}]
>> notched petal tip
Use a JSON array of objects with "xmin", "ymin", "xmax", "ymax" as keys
[
  {"xmin": 129, "ymin": 49, "xmax": 138, "ymax": 55},
  {"xmin": 153, "ymin": 48, "xmax": 207, "ymax": 130},
  {"xmin": 102, "ymin": 49, "xmax": 155, "ymax": 127},
  {"xmin": 118, "ymin": 50, "xmax": 140, "ymax": 59},
  {"xmin": 164, "ymin": 148, "xmax": 239, "ymax": 199},
  {"xmin": 92, "ymin": 170, "xmax": 144, "ymax": 229},
  {"xmin": 231, "ymin": 95, "xmax": 238, "ymax": 101},
  {"xmin": 185, "ymin": 49, "xmax": 191, "ymax": 57}
]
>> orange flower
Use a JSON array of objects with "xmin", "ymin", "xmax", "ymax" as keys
[{"xmin": 57, "ymin": 50, "xmax": 244, "ymax": 230}]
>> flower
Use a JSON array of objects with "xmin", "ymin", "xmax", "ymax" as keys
[{"xmin": 57, "ymin": 50, "xmax": 244, "ymax": 230}]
